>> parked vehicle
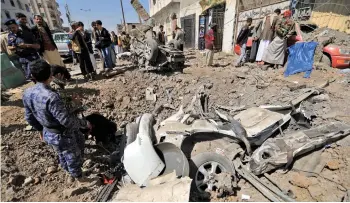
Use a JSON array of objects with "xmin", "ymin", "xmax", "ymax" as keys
[
  {"xmin": 52, "ymin": 33, "xmax": 72, "ymax": 61},
  {"xmin": 234, "ymin": 23, "xmax": 350, "ymax": 69}
]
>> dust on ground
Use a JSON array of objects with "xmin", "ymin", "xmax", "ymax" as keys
[{"xmin": 1, "ymin": 50, "xmax": 350, "ymax": 202}]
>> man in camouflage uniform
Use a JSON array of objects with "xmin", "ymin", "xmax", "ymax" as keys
[{"xmin": 23, "ymin": 60, "xmax": 93, "ymax": 182}]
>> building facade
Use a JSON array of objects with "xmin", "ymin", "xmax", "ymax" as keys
[
  {"xmin": 1, "ymin": 0, "xmax": 35, "ymax": 29},
  {"xmin": 29, "ymin": 0, "xmax": 63, "ymax": 30}
]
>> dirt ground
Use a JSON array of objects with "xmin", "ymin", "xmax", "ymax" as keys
[{"xmin": 1, "ymin": 51, "xmax": 350, "ymax": 202}]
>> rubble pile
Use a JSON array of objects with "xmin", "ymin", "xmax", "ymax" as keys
[{"xmin": 1, "ymin": 52, "xmax": 350, "ymax": 202}]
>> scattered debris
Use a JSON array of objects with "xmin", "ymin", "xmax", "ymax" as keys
[
  {"xmin": 145, "ymin": 87, "xmax": 157, "ymax": 102},
  {"xmin": 23, "ymin": 177, "xmax": 34, "ymax": 186},
  {"xmin": 7, "ymin": 174, "xmax": 26, "ymax": 186},
  {"xmin": 63, "ymin": 187, "xmax": 89, "ymax": 198},
  {"xmin": 46, "ymin": 166, "xmax": 58, "ymax": 174},
  {"xmin": 249, "ymin": 122, "xmax": 350, "ymax": 175},
  {"xmin": 241, "ymin": 194, "xmax": 251, "ymax": 201}
]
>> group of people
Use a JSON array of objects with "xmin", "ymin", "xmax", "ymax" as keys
[
  {"xmin": 3, "ymin": 13, "xmax": 65, "ymax": 81},
  {"xmin": 203, "ymin": 9, "xmax": 295, "ymax": 69},
  {"xmin": 235, "ymin": 9, "xmax": 295, "ymax": 69}
]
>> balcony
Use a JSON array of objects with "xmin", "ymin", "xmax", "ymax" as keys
[{"xmin": 150, "ymin": 0, "xmax": 180, "ymax": 16}]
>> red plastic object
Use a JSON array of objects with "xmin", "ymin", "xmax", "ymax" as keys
[{"xmin": 234, "ymin": 44, "xmax": 241, "ymax": 55}]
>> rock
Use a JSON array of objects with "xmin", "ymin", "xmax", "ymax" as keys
[
  {"xmin": 7, "ymin": 174, "xmax": 26, "ymax": 186},
  {"xmin": 311, "ymin": 94, "xmax": 330, "ymax": 103},
  {"xmin": 46, "ymin": 166, "xmax": 58, "ymax": 174},
  {"xmin": 119, "ymin": 121, "xmax": 128, "ymax": 128},
  {"xmin": 63, "ymin": 187, "xmax": 89, "ymax": 198},
  {"xmin": 326, "ymin": 160, "xmax": 340, "ymax": 170},
  {"xmin": 83, "ymin": 159, "xmax": 93, "ymax": 169},
  {"xmin": 240, "ymin": 67, "xmax": 250, "ymax": 74},
  {"xmin": 204, "ymin": 83, "xmax": 213, "ymax": 89},
  {"xmin": 34, "ymin": 177, "xmax": 41, "ymax": 185},
  {"xmin": 289, "ymin": 173, "xmax": 312, "ymax": 188},
  {"xmin": 308, "ymin": 184, "xmax": 323, "ymax": 199},
  {"xmin": 5, "ymin": 187, "xmax": 16, "ymax": 201},
  {"xmin": 236, "ymin": 73, "xmax": 246, "ymax": 79},
  {"xmin": 145, "ymin": 87, "xmax": 157, "ymax": 102},
  {"xmin": 23, "ymin": 177, "xmax": 34, "ymax": 186}
]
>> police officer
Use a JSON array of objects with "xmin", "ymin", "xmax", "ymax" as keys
[
  {"xmin": 6, "ymin": 19, "xmax": 40, "ymax": 80},
  {"xmin": 23, "ymin": 60, "xmax": 94, "ymax": 183}
]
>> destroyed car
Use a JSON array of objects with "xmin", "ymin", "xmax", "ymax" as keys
[
  {"xmin": 122, "ymin": 87, "xmax": 324, "ymax": 196},
  {"xmin": 129, "ymin": 0, "xmax": 185, "ymax": 72}
]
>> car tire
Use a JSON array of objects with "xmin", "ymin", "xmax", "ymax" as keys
[
  {"xmin": 144, "ymin": 39, "xmax": 158, "ymax": 62},
  {"xmin": 189, "ymin": 152, "xmax": 235, "ymax": 196},
  {"xmin": 321, "ymin": 53, "xmax": 332, "ymax": 67},
  {"xmin": 126, "ymin": 123, "xmax": 139, "ymax": 146}
]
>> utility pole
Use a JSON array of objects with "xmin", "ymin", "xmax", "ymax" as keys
[{"xmin": 120, "ymin": 0, "xmax": 127, "ymax": 32}]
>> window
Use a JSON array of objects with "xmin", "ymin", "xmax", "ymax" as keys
[
  {"xmin": 53, "ymin": 34, "xmax": 69, "ymax": 43},
  {"xmin": 9, "ymin": 0, "xmax": 14, "ymax": 7},
  {"xmin": 1, "ymin": 0, "xmax": 5, "ymax": 3},
  {"xmin": 41, "ymin": 13, "xmax": 45, "ymax": 17},
  {"xmin": 30, "ymin": 18, "xmax": 34, "ymax": 25},
  {"xmin": 5, "ymin": 10, "xmax": 11, "ymax": 18},
  {"xmin": 25, "ymin": 4, "xmax": 30, "ymax": 12},
  {"xmin": 17, "ymin": 0, "xmax": 23, "ymax": 9}
]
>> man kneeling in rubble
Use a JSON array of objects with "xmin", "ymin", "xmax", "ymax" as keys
[{"xmin": 23, "ymin": 60, "xmax": 94, "ymax": 184}]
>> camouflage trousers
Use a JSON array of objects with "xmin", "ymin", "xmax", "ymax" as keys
[{"xmin": 43, "ymin": 129, "xmax": 85, "ymax": 178}]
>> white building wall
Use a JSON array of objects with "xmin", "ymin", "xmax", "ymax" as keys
[
  {"xmin": 151, "ymin": 3, "xmax": 180, "ymax": 42},
  {"xmin": 29, "ymin": 0, "xmax": 62, "ymax": 30},
  {"xmin": 222, "ymin": 0, "xmax": 237, "ymax": 53},
  {"xmin": 1, "ymin": 0, "xmax": 34, "ymax": 28}
]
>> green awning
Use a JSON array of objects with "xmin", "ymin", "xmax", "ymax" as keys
[{"xmin": 199, "ymin": 0, "xmax": 226, "ymax": 13}]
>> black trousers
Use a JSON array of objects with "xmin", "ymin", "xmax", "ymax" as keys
[{"xmin": 77, "ymin": 50, "xmax": 94, "ymax": 76}]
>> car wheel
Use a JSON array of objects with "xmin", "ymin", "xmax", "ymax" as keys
[
  {"xmin": 144, "ymin": 39, "xmax": 158, "ymax": 62},
  {"xmin": 126, "ymin": 123, "xmax": 138, "ymax": 146},
  {"xmin": 190, "ymin": 152, "xmax": 235, "ymax": 194},
  {"xmin": 321, "ymin": 53, "xmax": 332, "ymax": 67}
]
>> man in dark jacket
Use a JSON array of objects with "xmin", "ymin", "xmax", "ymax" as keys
[
  {"xmin": 31, "ymin": 15, "xmax": 65, "ymax": 66},
  {"xmin": 95, "ymin": 20, "xmax": 114, "ymax": 70},
  {"xmin": 6, "ymin": 19, "xmax": 40, "ymax": 80},
  {"xmin": 70, "ymin": 22, "xmax": 95, "ymax": 81},
  {"xmin": 235, "ymin": 17, "xmax": 253, "ymax": 67},
  {"xmin": 15, "ymin": 13, "xmax": 31, "ymax": 33}
]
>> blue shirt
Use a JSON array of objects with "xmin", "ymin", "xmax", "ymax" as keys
[
  {"xmin": 8, "ymin": 30, "xmax": 39, "ymax": 60},
  {"xmin": 23, "ymin": 83, "xmax": 87, "ymax": 133}
]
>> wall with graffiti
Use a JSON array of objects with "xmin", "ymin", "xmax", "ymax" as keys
[{"xmin": 235, "ymin": 0, "xmax": 289, "ymax": 37}]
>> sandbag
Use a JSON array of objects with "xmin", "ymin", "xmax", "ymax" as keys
[{"xmin": 284, "ymin": 42, "xmax": 318, "ymax": 78}]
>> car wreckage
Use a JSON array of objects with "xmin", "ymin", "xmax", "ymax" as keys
[
  {"xmin": 118, "ymin": 85, "xmax": 350, "ymax": 201},
  {"xmin": 128, "ymin": 0, "xmax": 185, "ymax": 72}
]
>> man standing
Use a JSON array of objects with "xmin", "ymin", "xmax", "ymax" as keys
[
  {"xmin": 91, "ymin": 21, "xmax": 105, "ymax": 69},
  {"xmin": 174, "ymin": 26, "xmax": 185, "ymax": 51},
  {"xmin": 235, "ymin": 18, "xmax": 253, "ymax": 67},
  {"xmin": 157, "ymin": 25, "xmax": 165, "ymax": 45},
  {"xmin": 95, "ymin": 20, "xmax": 114, "ymax": 70},
  {"xmin": 70, "ymin": 22, "xmax": 95, "ymax": 81},
  {"xmin": 23, "ymin": 60, "xmax": 93, "ymax": 183},
  {"xmin": 15, "ymin": 13, "xmax": 31, "ymax": 33},
  {"xmin": 256, "ymin": 9, "xmax": 281, "ymax": 64},
  {"xmin": 120, "ymin": 31, "xmax": 130, "ymax": 52},
  {"xmin": 6, "ymin": 19, "xmax": 40, "ymax": 80},
  {"xmin": 31, "ymin": 15, "xmax": 65, "ymax": 66},
  {"xmin": 204, "ymin": 23, "xmax": 217, "ymax": 66},
  {"xmin": 262, "ymin": 10, "xmax": 294, "ymax": 70}
]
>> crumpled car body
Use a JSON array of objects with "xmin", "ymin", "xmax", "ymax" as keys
[
  {"xmin": 123, "ymin": 113, "xmax": 189, "ymax": 187},
  {"xmin": 248, "ymin": 122, "xmax": 350, "ymax": 175}
]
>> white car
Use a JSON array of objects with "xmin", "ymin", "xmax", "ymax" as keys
[{"xmin": 52, "ymin": 32, "xmax": 71, "ymax": 60}]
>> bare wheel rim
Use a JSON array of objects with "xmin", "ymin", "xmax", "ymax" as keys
[{"xmin": 195, "ymin": 161, "xmax": 227, "ymax": 193}]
